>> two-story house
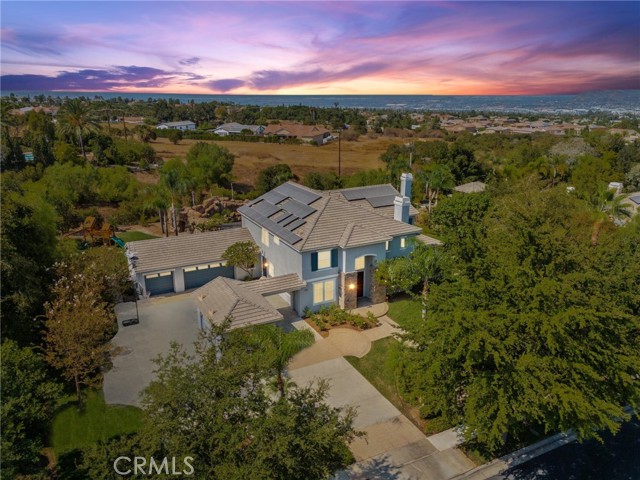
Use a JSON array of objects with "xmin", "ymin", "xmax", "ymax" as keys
[{"xmin": 237, "ymin": 173, "xmax": 422, "ymax": 313}]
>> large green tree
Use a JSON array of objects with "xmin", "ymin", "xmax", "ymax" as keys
[
  {"xmin": 256, "ymin": 163, "xmax": 294, "ymax": 193},
  {"xmin": 122, "ymin": 325, "xmax": 359, "ymax": 479},
  {"xmin": 400, "ymin": 186, "xmax": 640, "ymax": 453},
  {"xmin": 44, "ymin": 260, "xmax": 117, "ymax": 402},
  {"xmin": 1, "ymin": 175, "xmax": 58, "ymax": 343},
  {"xmin": 186, "ymin": 142, "xmax": 234, "ymax": 190},
  {"xmin": 1, "ymin": 341, "xmax": 62, "ymax": 477}
]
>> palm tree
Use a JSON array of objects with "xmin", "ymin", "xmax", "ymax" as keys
[
  {"xmin": 409, "ymin": 242, "xmax": 446, "ymax": 320},
  {"xmin": 589, "ymin": 185, "xmax": 632, "ymax": 246},
  {"xmin": 417, "ymin": 164, "xmax": 455, "ymax": 213},
  {"xmin": 57, "ymin": 99, "xmax": 100, "ymax": 162},
  {"xmin": 253, "ymin": 325, "xmax": 314, "ymax": 398},
  {"xmin": 160, "ymin": 159, "xmax": 194, "ymax": 236},
  {"xmin": 144, "ymin": 185, "xmax": 171, "ymax": 237}
]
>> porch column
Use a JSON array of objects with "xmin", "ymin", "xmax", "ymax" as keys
[
  {"xmin": 368, "ymin": 265, "xmax": 387, "ymax": 304},
  {"xmin": 339, "ymin": 271, "xmax": 357, "ymax": 310}
]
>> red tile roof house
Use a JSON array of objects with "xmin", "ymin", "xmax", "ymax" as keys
[{"xmin": 264, "ymin": 122, "xmax": 331, "ymax": 145}]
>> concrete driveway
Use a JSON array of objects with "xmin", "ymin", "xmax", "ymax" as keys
[
  {"xmin": 103, "ymin": 294, "xmax": 200, "ymax": 406},
  {"xmin": 288, "ymin": 327, "xmax": 475, "ymax": 480}
]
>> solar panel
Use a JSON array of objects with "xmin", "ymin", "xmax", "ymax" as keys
[
  {"xmin": 280, "ymin": 198, "xmax": 316, "ymax": 218},
  {"xmin": 286, "ymin": 218, "xmax": 306, "ymax": 231},
  {"xmin": 252, "ymin": 200, "xmax": 280, "ymax": 217},
  {"xmin": 240, "ymin": 207, "xmax": 301, "ymax": 245},
  {"xmin": 274, "ymin": 183, "xmax": 321, "ymax": 205},
  {"xmin": 261, "ymin": 190, "xmax": 288, "ymax": 205},
  {"xmin": 276, "ymin": 213, "xmax": 294, "ymax": 225},
  {"xmin": 341, "ymin": 185, "xmax": 398, "ymax": 201},
  {"xmin": 366, "ymin": 194, "xmax": 397, "ymax": 208}
]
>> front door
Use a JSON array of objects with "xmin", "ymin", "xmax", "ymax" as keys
[{"xmin": 356, "ymin": 271, "xmax": 364, "ymax": 297}]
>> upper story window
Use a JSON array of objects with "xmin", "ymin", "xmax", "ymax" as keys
[
  {"xmin": 311, "ymin": 249, "xmax": 338, "ymax": 271},
  {"xmin": 273, "ymin": 235, "xmax": 280, "ymax": 246},
  {"xmin": 318, "ymin": 250, "xmax": 332, "ymax": 269},
  {"xmin": 385, "ymin": 240, "xmax": 390, "ymax": 251},
  {"xmin": 400, "ymin": 237, "xmax": 406, "ymax": 249},
  {"xmin": 261, "ymin": 227, "xmax": 269, "ymax": 246}
]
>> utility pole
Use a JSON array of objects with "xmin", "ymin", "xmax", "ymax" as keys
[
  {"xmin": 409, "ymin": 142, "xmax": 414, "ymax": 169},
  {"xmin": 338, "ymin": 128, "xmax": 342, "ymax": 177}
]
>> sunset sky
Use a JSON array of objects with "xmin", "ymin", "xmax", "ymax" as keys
[{"xmin": 1, "ymin": 1, "xmax": 639, "ymax": 95}]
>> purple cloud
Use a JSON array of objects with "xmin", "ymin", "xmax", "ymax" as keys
[
  {"xmin": 179, "ymin": 56, "xmax": 200, "ymax": 66},
  {"xmin": 208, "ymin": 78, "xmax": 246, "ymax": 92},
  {"xmin": 247, "ymin": 62, "xmax": 388, "ymax": 90},
  {"xmin": 0, "ymin": 65, "xmax": 204, "ymax": 91}
]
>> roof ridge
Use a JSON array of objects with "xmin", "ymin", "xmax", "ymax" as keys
[
  {"xmin": 296, "ymin": 195, "xmax": 331, "ymax": 250},
  {"xmin": 338, "ymin": 222, "xmax": 356, "ymax": 248},
  {"xmin": 332, "ymin": 182, "xmax": 396, "ymax": 193}
]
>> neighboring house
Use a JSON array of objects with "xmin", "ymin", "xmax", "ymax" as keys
[
  {"xmin": 212, "ymin": 122, "xmax": 265, "ymax": 136},
  {"xmin": 454, "ymin": 181, "xmax": 487, "ymax": 194},
  {"xmin": 264, "ymin": 123, "xmax": 331, "ymax": 145},
  {"xmin": 126, "ymin": 228, "xmax": 256, "ymax": 296},
  {"xmin": 608, "ymin": 182, "xmax": 624, "ymax": 195},
  {"xmin": 238, "ymin": 173, "xmax": 425, "ymax": 314},
  {"xmin": 156, "ymin": 121, "xmax": 196, "ymax": 131}
]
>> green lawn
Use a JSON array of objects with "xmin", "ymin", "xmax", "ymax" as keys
[
  {"xmin": 346, "ymin": 338, "xmax": 429, "ymax": 432},
  {"xmin": 50, "ymin": 390, "xmax": 143, "ymax": 454},
  {"xmin": 346, "ymin": 337, "xmax": 452, "ymax": 435},
  {"xmin": 117, "ymin": 231, "xmax": 159, "ymax": 243},
  {"xmin": 387, "ymin": 296, "xmax": 422, "ymax": 328}
]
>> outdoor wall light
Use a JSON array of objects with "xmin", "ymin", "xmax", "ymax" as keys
[
  {"xmin": 348, "ymin": 283, "xmax": 356, "ymax": 290},
  {"xmin": 263, "ymin": 262, "xmax": 269, "ymax": 268}
]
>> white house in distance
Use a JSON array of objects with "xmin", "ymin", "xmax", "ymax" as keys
[
  {"xmin": 156, "ymin": 120, "xmax": 196, "ymax": 131},
  {"xmin": 212, "ymin": 122, "xmax": 265, "ymax": 136}
]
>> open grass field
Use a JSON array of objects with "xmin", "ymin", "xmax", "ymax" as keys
[
  {"xmin": 50, "ymin": 390, "xmax": 143, "ymax": 454},
  {"xmin": 149, "ymin": 136, "xmax": 407, "ymax": 187}
]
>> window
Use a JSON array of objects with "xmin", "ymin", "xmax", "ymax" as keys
[
  {"xmin": 400, "ymin": 237, "xmax": 406, "ymax": 249},
  {"xmin": 311, "ymin": 249, "xmax": 338, "ymax": 271},
  {"xmin": 261, "ymin": 227, "xmax": 269, "ymax": 246},
  {"xmin": 268, "ymin": 262, "xmax": 274, "ymax": 277},
  {"xmin": 385, "ymin": 241, "xmax": 390, "ymax": 251},
  {"xmin": 355, "ymin": 256, "xmax": 365, "ymax": 271},
  {"xmin": 318, "ymin": 250, "xmax": 331, "ymax": 269},
  {"xmin": 313, "ymin": 279, "xmax": 335, "ymax": 304},
  {"xmin": 273, "ymin": 236, "xmax": 280, "ymax": 246}
]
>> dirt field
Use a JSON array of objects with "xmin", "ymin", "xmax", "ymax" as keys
[{"xmin": 150, "ymin": 136, "xmax": 408, "ymax": 187}]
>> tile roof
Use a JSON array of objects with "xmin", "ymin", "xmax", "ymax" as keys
[
  {"xmin": 193, "ymin": 277, "xmax": 283, "ymax": 329},
  {"xmin": 240, "ymin": 182, "xmax": 421, "ymax": 252},
  {"xmin": 264, "ymin": 123, "xmax": 329, "ymax": 138},
  {"xmin": 454, "ymin": 181, "xmax": 487, "ymax": 193},
  {"xmin": 331, "ymin": 185, "xmax": 419, "ymax": 217},
  {"xmin": 126, "ymin": 228, "xmax": 254, "ymax": 274},
  {"xmin": 417, "ymin": 234, "xmax": 443, "ymax": 246},
  {"xmin": 240, "ymin": 273, "xmax": 306, "ymax": 296}
]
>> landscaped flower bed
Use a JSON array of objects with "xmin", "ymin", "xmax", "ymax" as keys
[{"xmin": 303, "ymin": 304, "xmax": 379, "ymax": 334}]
